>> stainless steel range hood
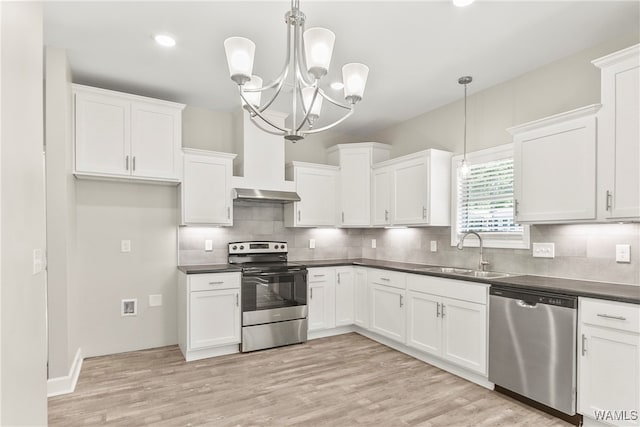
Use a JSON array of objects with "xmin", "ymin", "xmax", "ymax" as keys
[{"xmin": 233, "ymin": 188, "xmax": 300, "ymax": 203}]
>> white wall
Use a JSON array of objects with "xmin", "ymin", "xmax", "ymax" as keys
[
  {"xmin": 73, "ymin": 180, "xmax": 178, "ymax": 357},
  {"xmin": 368, "ymin": 33, "xmax": 640, "ymax": 157},
  {"xmin": 45, "ymin": 47, "xmax": 78, "ymax": 379},
  {"xmin": 0, "ymin": 2, "xmax": 48, "ymax": 425}
]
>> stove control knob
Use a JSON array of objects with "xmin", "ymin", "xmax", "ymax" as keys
[
  {"xmin": 281, "ymin": 244, "xmax": 286, "ymax": 249},
  {"xmin": 274, "ymin": 244, "xmax": 280, "ymax": 249},
  {"xmin": 239, "ymin": 245, "xmax": 245, "ymax": 250},
  {"xmin": 232, "ymin": 245, "xmax": 238, "ymax": 250}
]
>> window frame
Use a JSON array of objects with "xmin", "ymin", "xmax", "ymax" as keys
[{"xmin": 450, "ymin": 143, "xmax": 530, "ymax": 250}]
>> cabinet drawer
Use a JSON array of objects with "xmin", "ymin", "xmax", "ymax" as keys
[
  {"xmin": 369, "ymin": 269, "xmax": 406, "ymax": 290},
  {"xmin": 189, "ymin": 272, "xmax": 240, "ymax": 292},
  {"xmin": 308, "ymin": 268, "xmax": 334, "ymax": 283},
  {"xmin": 580, "ymin": 297, "xmax": 639, "ymax": 333},
  {"xmin": 407, "ymin": 274, "xmax": 488, "ymax": 305}
]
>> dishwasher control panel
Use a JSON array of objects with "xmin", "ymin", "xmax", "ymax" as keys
[{"xmin": 490, "ymin": 287, "xmax": 577, "ymax": 308}]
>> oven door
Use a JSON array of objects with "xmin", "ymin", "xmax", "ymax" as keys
[{"xmin": 241, "ymin": 270, "xmax": 307, "ymax": 325}]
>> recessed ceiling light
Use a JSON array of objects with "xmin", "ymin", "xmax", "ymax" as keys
[
  {"xmin": 330, "ymin": 81, "xmax": 344, "ymax": 90},
  {"xmin": 154, "ymin": 34, "xmax": 176, "ymax": 47},
  {"xmin": 453, "ymin": 0, "xmax": 475, "ymax": 7}
]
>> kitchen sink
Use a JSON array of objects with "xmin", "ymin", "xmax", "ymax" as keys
[{"xmin": 414, "ymin": 266, "xmax": 511, "ymax": 279}]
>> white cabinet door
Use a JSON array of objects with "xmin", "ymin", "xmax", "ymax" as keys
[
  {"xmin": 189, "ymin": 289, "xmax": 240, "ymax": 350},
  {"xmin": 335, "ymin": 268, "xmax": 355, "ymax": 327},
  {"xmin": 182, "ymin": 151, "xmax": 233, "ymax": 226},
  {"xmin": 75, "ymin": 91, "xmax": 131, "ymax": 175},
  {"xmin": 353, "ymin": 268, "xmax": 369, "ymax": 329},
  {"xmin": 131, "ymin": 102, "xmax": 181, "ymax": 179},
  {"xmin": 370, "ymin": 283, "xmax": 405, "ymax": 342},
  {"xmin": 406, "ymin": 290, "xmax": 441, "ymax": 355},
  {"xmin": 286, "ymin": 163, "xmax": 338, "ymax": 227},
  {"xmin": 372, "ymin": 167, "xmax": 391, "ymax": 226},
  {"xmin": 595, "ymin": 45, "xmax": 640, "ymax": 221},
  {"xmin": 512, "ymin": 106, "xmax": 599, "ymax": 223},
  {"xmin": 578, "ymin": 324, "xmax": 640, "ymax": 425},
  {"xmin": 441, "ymin": 297, "xmax": 487, "ymax": 375},
  {"xmin": 393, "ymin": 158, "xmax": 428, "ymax": 224},
  {"xmin": 339, "ymin": 148, "xmax": 373, "ymax": 226},
  {"xmin": 308, "ymin": 282, "xmax": 336, "ymax": 331}
]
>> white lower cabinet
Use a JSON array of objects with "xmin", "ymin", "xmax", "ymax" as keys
[
  {"xmin": 406, "ymin": 275, "xmax": 488, "ymax": 376},
  {"xmin": 178, "ymin": 271, "xmax": 241, "ymax": 361},
  {"xmin": 578, "ymin": 298, "xmax": 640, "ymax": 426},
  {"xmin": 353, "ymin": 268, "xmax": 370, "ymax": 329},
  {"xmin": 335, "ymin": 267, "xmax": 355, "ymax": 327},
  {"xmin": 307, "ymin": 268, "xmax": 336, "ymax": 332},
  {"xmin": 369, "ymin": 270, "xmax": 407, "ymax": 342}
]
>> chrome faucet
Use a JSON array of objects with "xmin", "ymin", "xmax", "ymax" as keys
[{"xmin": 457, "ymin": 231, "xmax": 490, "ymax": 271}]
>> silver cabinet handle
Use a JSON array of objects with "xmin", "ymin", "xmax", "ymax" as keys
[
  {"xmin": 337, "ymin": 273, "xmax": 341, "ymax": 284},
  {"xmin": 125, "ymin": 155, "xmax": 129, "ymax": 170},
  {"xmin": 441, "ymin": 303, "xmax": 446, "ymax": 317},
  {"xmin": 597, "ymin": 313, "xmax": 626, "ymax": 321},
  {"xmin": 581, "ymin": 334, "xmax": 587, "ymax": 356},
  {"xmin": 297, "ymin": 210, "xmax": 301, "ymax": 222},
  {"xmin": 605, "ymin": 190, "xmax": 613, "ymax": 211},
  {"xmin": 422, "ymin": 206, "xmax": 427, "ymax": 219},
  {"xmin": 313, "ymin": 274, "xmax": 325, "ymax": 278},
  {"xmin": 310, "ymin": 288, "xmax": 313, "ymax": 299},
  {"xmin": 436, "ymin": 302, "xmax": 441, "ymax": 318},
  {"xmin": 208, "ymin": 281, "xmax": 224, "ymax": 285},
  {"xmin": 384, "ymin": 209, "xmax": 389, "ymax": 221},
  {"xmin": 227, "ymin": 206, "xmax": 231, "ymax": 219},
  {"xmin": 399, "ymin": 295, "xmax": 403, "ymax": 307},
  {"xmin": 341, "ymin": 212, "xmax": 345, "ymax": 223},
  {"xmin": 132, "ymin": 156, "xmax": 136, "ymax": 171},
  {"xmin": 380, "ymin": 277, "xmax": 390, "ymax": 281},
  {"xmin": 514, "ymin": 199, "xmax": 519, "ymax": 216},
  {"xmin": 236, "ymin": 293, "xmax": 239, "ymax": 306}
]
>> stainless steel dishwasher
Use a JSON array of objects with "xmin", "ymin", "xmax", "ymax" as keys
[{"xmin": 489, "ymin": 286, "xmax": 578, "ymax": 415}]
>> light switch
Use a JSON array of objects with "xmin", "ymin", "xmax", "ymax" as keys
[
  {"xmin": 121, "ymin": 240, "xmax": 131, "ymax": 253},
  {"xmin": 616, "ymin": 244, "xmax": 631, "ymax": 263},
  {"xmin": 430, "ymin": 240, "xmax": 438, "ymax": 252},
  {"xmin": 309, "ymin": 239, "xmax": 316, "ymax": 249},
  {"xmin": 532, "ymin": 242, "xmax": 555, "ymax": 258},
  {"xmin": 371, "ymin": 239, "xmax": 377, "ymax": 249},
  {"xmin": 205, "ymin": 240, "xmax": 213, "ymax": 251}
]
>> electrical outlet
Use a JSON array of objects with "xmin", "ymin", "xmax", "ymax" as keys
[
  {"xmin": 532, "ymin": 242, "xmax": 555, "ymax": 258},
  {"xmin": 309, "ymin": 239, "xmax": 316, "ymax": 249},
  {"xmin": 121, "ymin": 299, "xmax": 137, "ymax": 316},
  {"xmin": 149, "ymin": 294, "xmax": 163, "ymax": 307},
  {"xmin": 121, "ymin": 240, "xmax": 131, "ymax": 253},
  {"xmin": 616, "ymin": 244, "xmax": 631, "ymax": 263},
  {"xmin": 205, "ymin": 240, "xmax": 213, "ymax": 251},
  {"xmin": 371, "ymin": 239, "xmax": 377, "ymax": 249},
  {"xmin": 430, "ymin": 240, "xmax": 438, "ymax": 252}
]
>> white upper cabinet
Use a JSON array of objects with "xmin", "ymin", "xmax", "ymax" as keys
[
  {"xmin": 510, "ymin": 104, "xmax": 601, "ymax": 223},
  {"xmin": 181, "ymin": 149, "xmax": 236, "ymax": 226},
  {"xmin": 284, "ymin": 162, "xmax": 339, "ymax": 227},
  {"xmin": 73, "ymin": 84, "xmax": 185, "ymax": 183},
  {"xmin": 593, "ymin": 44, "xmax": 640, "ymax": 221},
  {"xmin": 372, "ymin": 149, "xmax": 452, "ymax": 226},
  {"xmin": 327, "ymin": 143, "xmax": 391, "ymax": 227}
]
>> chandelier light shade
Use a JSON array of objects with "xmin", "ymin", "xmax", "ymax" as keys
[
  {"xmin": 223, "ymin": 37, "xmax": 256, "ymax": 85},
  {"xmin": 223, "ymin": 0, "xmax": 369, "ymax": 142}
]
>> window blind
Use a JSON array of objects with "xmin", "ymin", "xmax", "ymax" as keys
[{"xmin": 457, "ymin": 158, "xmax": 523, "ymax": 235}]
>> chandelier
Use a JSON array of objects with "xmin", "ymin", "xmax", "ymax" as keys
[{"xmin": 223, "ymin": 0, "xmax": 369, "ymax": 142}]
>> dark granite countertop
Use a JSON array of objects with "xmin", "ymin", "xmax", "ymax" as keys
[{"xmin": 178, "ymin": 258, "xmax": 639, "ymax": 304}]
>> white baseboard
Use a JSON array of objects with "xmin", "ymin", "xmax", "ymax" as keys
[{"xmin": 47, "ymin": 348, "xmax": 83, "ymax": 397}]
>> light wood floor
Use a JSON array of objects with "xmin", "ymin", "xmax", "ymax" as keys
[{"xmin": 49, "ymin": 333, "xmax": 571, "ymax": 426}]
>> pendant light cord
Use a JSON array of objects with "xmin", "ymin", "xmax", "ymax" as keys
[{"xmin": 463, "ymin": 82, "xmax": 467, "ymax": 163}]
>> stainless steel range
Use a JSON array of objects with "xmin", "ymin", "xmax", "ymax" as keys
[{"xmin": 229, "ymin": 241, "xmax": 308, "ymax": 352}]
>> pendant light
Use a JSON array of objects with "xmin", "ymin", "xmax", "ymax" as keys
[{"xmin": 458, "ymin": 76, "xmax": 472, "ymax": 177}]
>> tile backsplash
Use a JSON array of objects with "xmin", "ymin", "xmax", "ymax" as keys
[{"xmin": 178, "ymin": 202, "xmax": 640, "ymax": 285}]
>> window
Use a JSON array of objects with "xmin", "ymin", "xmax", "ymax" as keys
[{"xmin": 451, "ymin": 144, "xmax": 530, "ymax": 249}]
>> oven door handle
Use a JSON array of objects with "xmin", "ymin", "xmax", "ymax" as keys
[{"xmin": 244, "ymin": 270, "xmax": 306, "ymax": 278}]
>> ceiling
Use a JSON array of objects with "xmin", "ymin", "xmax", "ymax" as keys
[{"xmin": 44, "ymin": 1, "xmax": 639, "ymax": 137}]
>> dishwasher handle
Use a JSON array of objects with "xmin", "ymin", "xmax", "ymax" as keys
[{"xmin": 516, "ymin": 300, "xmax": 538, "ymax": 309}]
